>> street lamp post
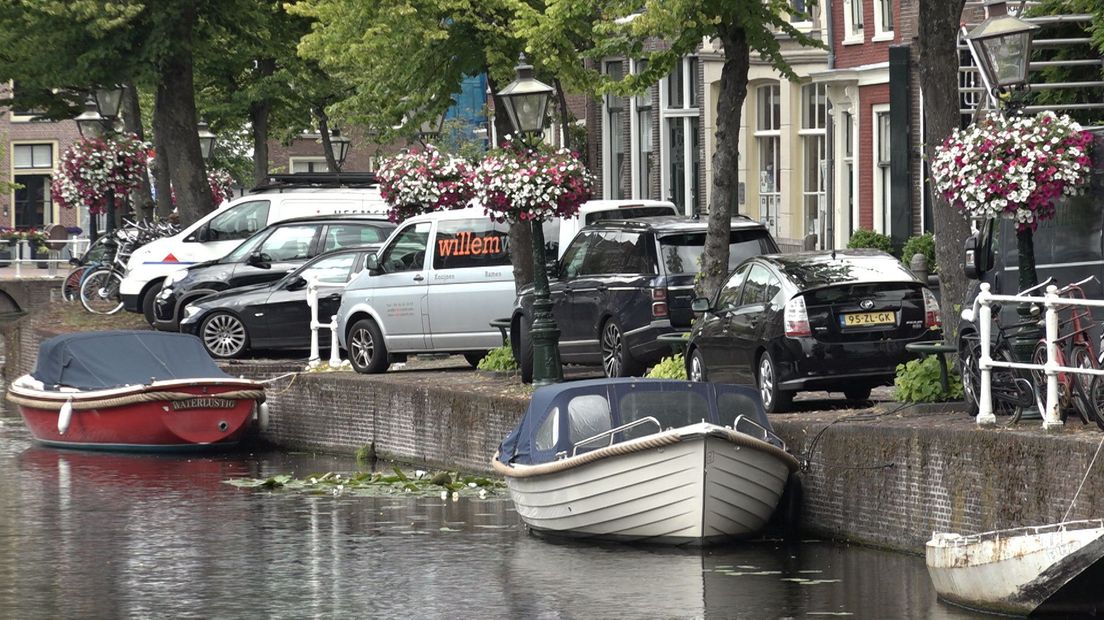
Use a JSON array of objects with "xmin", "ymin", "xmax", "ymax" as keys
[
  {"xmin": 330, "ymin": 128, "xmax": 351, "ymax": 170},
  {"xmin": 968, "ymin": 0, "xmax": 1040, "ymax": 114},
  {"xmin": 497, "ymin": 54, "xmax": 561, "ymax": 385},
  {"xmin": 75, "ymin": 85, "xmax": 125, "ymax": 236}
]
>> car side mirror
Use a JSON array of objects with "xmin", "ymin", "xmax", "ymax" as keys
[
  {"xmin": 194, "ymin": 225, "xmax": 209, "ymax": 243},
  {"xmin": 963, "ymin": 234, "xmax": 981, "ymax": 280},
  {"xmin": 285, "ymin": 275, "xmax": 307, "ymax": 291},
  {"xmin": 247, "ymin": 252, "xmax": 272, "ymax": 269},
  {"xmin": 365, "ymin": 253, "xmax": 380, "ymax": 274},
  {"xmin": 691, "ymin": 297, "xmax": 711, "ymax": 313}
]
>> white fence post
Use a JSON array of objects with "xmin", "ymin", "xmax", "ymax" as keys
[
  {"xmin": 1043, "ymin": 285, "xmax": 1064, "ymax": 430},
  {"xmin": 14, "ymin": 240, "xmax": 26, "ymax": 279},
  {"xmin": 328, "ymin": 315, "xmax": 341, "ymax": 368},
  {"xmin": 306, "ymin": 275, "xmax": 320, "ymax": 368},
  {"xmin": 977, "ymin": 283, "xmax": 995, "ymax": 426}
]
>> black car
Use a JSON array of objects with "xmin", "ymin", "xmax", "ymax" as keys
[
  {"xmin": 511, "ymin": 216, "xmax": 778, "ymax": 382},
  {"xmin": 153, "ymin": 214, "xmax": 394, "ymax": 331},
  {"xmin": 179, "ymin": 248, "xmax": 373, "ymax": 358},
  {"xmin": 685, "ymin": 250, "xmax": 942, "ymax": 412}
]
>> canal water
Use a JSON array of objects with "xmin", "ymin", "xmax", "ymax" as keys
[{"xmin": 0, "ymin": 414, "xmax": 983, "ymax": 619}]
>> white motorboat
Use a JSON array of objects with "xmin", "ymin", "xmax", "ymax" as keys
[
  {"xmin": 492, "ymin": 379, "xmax": 801, "ymax": 545},
  {"xmin": 926, "ymin": 519, "xmax": 1104, "ymax": 615}
]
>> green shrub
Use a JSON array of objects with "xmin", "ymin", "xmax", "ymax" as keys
[
  {"xmin": 477, "ymin": 344, "xmax": 518, "ymax": 372},
  {"xmin": 894, "ymin": 355, "xmax": 962, "ymax": 403},
  {"xmin": 901, "ymin": 232, "xmax": 937, "ymax": 274},
  {"xmin": 847, "ymin": 228, "xmax": 893, "ymax": 254},
  {"xmin": 647, "ymin": 353, "xmax": 687, "ymax": 379}
]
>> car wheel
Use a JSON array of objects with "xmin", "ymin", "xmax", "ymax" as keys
[
  {"xmin": 200, "ymin": 312, "xmax": 249, "ymax": 359},
  {"xmin": 757, "ymin": 351, "xmax": 793, "ymax": 413},
  {"xmin": 141, "ymin": 285, "xmax": 159, "ymax": 327},
  {"xmin": 843, "ymin": 387, "xmax": 872, "ymax": 401},
  {"xmin": 519, "ymin": 316, "xmax": 534, "ymax": 384},
  {"xmin": 463, "ymin": 352, "xmax": 487, "ymax": 368},
  {"xmin": 600, "ymin": 318, "xmax": 642, "ymax": 377},
  {"xmin": 348, "ymin": 318, "xmax": 389, "ymax": 374},
  {"xmin": 688, "ymin": 348, "xmax": 708, "ymax": 382}
]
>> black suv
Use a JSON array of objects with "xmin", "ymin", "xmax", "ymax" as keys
[
  {"xmin": 153, "ymin": 214, "xmax": 394, "ymax": 331},
  {"xmin": 511, "ymin": 216, "xmax": 779, "ymax": 382}
]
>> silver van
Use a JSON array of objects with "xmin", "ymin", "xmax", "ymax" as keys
[{"xmin": 336, "ymin": 207, "xmax": 515, "ymax": 373}]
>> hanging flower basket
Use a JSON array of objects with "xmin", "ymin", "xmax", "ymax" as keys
[
  {"xmin": 376, "ymin": 146, "xmax": 475, "ymax": 223},
  {"xmin": 931, "ymin": 111, "xmax": 1093, "ymax": 231},
  {"xmin": 472, "ymin": 139, "xmax": 594, "ymax": 223},
  {"xmin": 50, "ymin": 134, "xmax": 152, "ymax": 216}
]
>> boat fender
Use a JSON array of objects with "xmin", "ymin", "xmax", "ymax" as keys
[
  {"xmin": 57, "ymin": 399, "xmax": 73, "ymax": 435},
  {"xmin": 258, "ymin": 402, "xmax": 270, "ymax": 431}
]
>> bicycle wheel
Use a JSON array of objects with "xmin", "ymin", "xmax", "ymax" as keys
[
  {"xmin": 961, "ymin": 336, "xmax": 1024, "ymax": 424},
  {"xmin": 80, "ymin": 268, "xmax": 124, "ymax": 315},
  {"xmin": 1032, "ymin": 341, "xmax": 1071, "ymax": 413},
  {"xmin": 1089, "ymin": 375, "xmax": 1104, "ymax": 431},
  {"xmin": 61, "ymin": 266, "xmax": 88, "ymax": 302},
  {"xmin": 1071, "ymin": 344, "xmax": 1097, "ymax": 424}
]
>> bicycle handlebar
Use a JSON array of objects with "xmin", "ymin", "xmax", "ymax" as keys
[{"xmin": 1056, "ymin": 275, "xmax": 1098, "ymax": 296}]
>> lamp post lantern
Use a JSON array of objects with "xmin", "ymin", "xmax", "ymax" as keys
[
  {"xmin": 77, "ymin": 87, "xmax": 127, "ymax": 235},
  {"xmin": 416, "ymin": 111, "xmax": 446, "ymax": 145},
  {"xmin": 93, "ymin": 85, "xmax": 125, "ymax": 121},
  {"xmin": 197, "ymin": 120, "xmax": 217, "ymax": 161},
  {"xmin": 497, "ymin": 53, "xmax": 561, "ymax": 385},
  {"xmin": 968, "ymin": 0, "xmax": 1039, "ymax": 105},
  {"xmin": 74, "ymin": 98, "xmax": 105, "ymax": 140},
  {"xmin": 330, "ymin": 128, "xmax": 351, "ymax": 170}
]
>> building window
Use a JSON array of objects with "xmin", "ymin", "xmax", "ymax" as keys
[
  {"xmin": 290, "ymin": 157, "xmax": 329, "ymax": 173},
  {"xmin": 755, "ymin": 84, "xmax": 781, "ymax": 236},
  {"xmin": 661, "ymin": 56, "xmax": 701, "ymax": 215},
  {"xmin": 842, "ymin": 111, "xmax": 855, "ymax": 238},
  {"xmin": 13, "ymin": 144, "xmax": 52, "ymax": 169},
  {"xmin": 874, "ymin": 0, "xmax": 894, "ymax": 38},
  {"xmin": 9, "ymin": 81, "xmax": 47, "ymax": 121},
  {"xmin": 604, "ymin": 60, "xmax": 627, "ymax": 200},
  {"xmin": 800, "ymin": 84, "xmax": 827, "ymax": 243},
  {"xmin": 790, "ymin": 0, "xmax": 809, "ymax": 22},
  {"xmin": 875, "ymin": 109, "xmax": 892, "ymax": 234},
  {"xmin": 844, "ymin": 0, "xmax": 864, "ymax": 41},
  {"xmin": 632, "ymin": 59, "xmax": 654, "ymax": 199}
]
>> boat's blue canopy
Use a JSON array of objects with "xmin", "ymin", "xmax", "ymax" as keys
[
  {"xmin": 31, "ymin": 331, "xmax": 230, "ymax": 390},
  {"xmin": 498, "ymin": 378, "xmax": 773, "ymax": 466}
]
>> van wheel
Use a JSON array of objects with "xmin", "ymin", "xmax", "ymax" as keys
[
  {"xmin": 348, "ymin": 319, "xmax": 389, "ymax": 374},
  {"xmin": 463, "ymin": 352, "xmax": 487, "ymax": 368},
  {"xmin": 519, "ymin": 317, "xmax": 534, "ymax": 384}
]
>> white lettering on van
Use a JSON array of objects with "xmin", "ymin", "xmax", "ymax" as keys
[
  {"xmin": 434, "ymin": 273, "xmax": 455, "ymax": 281},
  {"xmin": 485, "ymin": 271, "xmax": 501, "ymax": 278}
]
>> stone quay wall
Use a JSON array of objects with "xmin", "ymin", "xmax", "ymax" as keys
[{"xmin": 10, "ymin": 321, "xmax": 1104, "ymax": 554}]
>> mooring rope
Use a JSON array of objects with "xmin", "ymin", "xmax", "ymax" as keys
[
  {"xmin": 1063, "ymin": 434, "xmax": 1104, "ymax": 523},
  {"xmin": 6, "ymin": 389, "xmax": 266, "ymax": 411}
]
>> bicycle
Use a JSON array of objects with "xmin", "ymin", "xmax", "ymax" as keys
[
  {"xmin": 1029, "ymin": 276, "xmax": 1099, "ymax": 425},
  {"xmin": 70, "ymin": 219, "xmax": 179, "ymax": 313},
  {"xmin": 60, "ymin": 235, "xmax": 113, "ymax": 302},
  {"xmin": 960, "ymin": 278, "xmax": 1056, "ymax": 425}
]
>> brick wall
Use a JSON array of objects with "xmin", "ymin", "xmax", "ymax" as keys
[
  {"xmin": 833, "ymin": 0, "xmax": 903, "ymax": 68},
  {"xmin": 857, "ymin": 83, "xmax": 890, "ymax": 230}
]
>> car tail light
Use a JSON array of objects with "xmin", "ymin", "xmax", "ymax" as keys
[
  {"xmin": 784, "ymin": 296, "xmax": 811, "ymax": 338},
  {"xmin": 923, "ymin": 288, "xmax": 941, "ymax": 329},
  {"xmin": 651, "ymin": 287, "xmax": 668, "ymax": 318}
]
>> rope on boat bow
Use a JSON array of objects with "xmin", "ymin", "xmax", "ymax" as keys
[{"xmin": 6, "ymin": 389, "xmax": 266, "ymax": 411}]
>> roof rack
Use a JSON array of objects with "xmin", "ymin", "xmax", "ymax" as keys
[{"xmin": 251, "ymin": 172, "xmax": 379, "ymax": 193}]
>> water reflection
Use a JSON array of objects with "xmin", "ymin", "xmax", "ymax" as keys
[{"xmin": 0, "ymin": 419, "xmax": 982, "ymax": 619}]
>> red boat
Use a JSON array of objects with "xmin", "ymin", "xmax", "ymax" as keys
[{"xmin": 7, "ymin": 331, "xmax": 267, "ymax": 452}]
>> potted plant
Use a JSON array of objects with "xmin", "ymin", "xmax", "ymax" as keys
[{"xmin": 376, "ymin": 145, "xmax": 475, "ymax": 222}]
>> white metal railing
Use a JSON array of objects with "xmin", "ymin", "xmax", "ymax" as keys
[
  {"xmin": 963, "ymin": 281, "xmax": 1104, "ymax": 429},
  {"xmin": 4, "ymin": 238, "xmax": 91, "ymax": 279},
  {"xmin": 306, "ymin": 274, "xmax": 342, "ymax": 368}
]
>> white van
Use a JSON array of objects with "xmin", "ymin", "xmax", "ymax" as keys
[
  {"xmin": 337, "ymin": 206, "xmax": 516, "ymax": 373},
  {"xmin": 121, "ymin": 183, "xmax": 388, "ymax": 321},
  {"xmin": 547, "ymin": 199, "xmax": 677, "ymax": 258}
]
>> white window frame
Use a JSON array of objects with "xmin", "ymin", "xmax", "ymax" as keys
[
  {"xmin": 628, "ymin": 58, "xmax": 654, "ymax": 199},
  {"xmin": 872, "ymin": 104, "xmax": 891, "ymax": 235},
  {"xmin": 799, "ymin": 84, "xmax": 827, "ymax": 245},
  {"xmin": 659, "ymin": 56, "xmax": 700, "ymax": 216},
  {"xmin": 289, "ymin": 156, "xmax": 329, "ymax": 174},
  {"xmin": 10, "ymin": 140, "xmax": 58, "ymax": 227},
  {"xmin": 754, "ymin": 84, "xmax": 782, "ymax": 238},
  {"xmin": 789, "ymin": 0, "xmax": 813, "ymax": 28},
  {"xmin": 842, "ymin": 110, "xmax": 857, "ymax": 240},
  {"xmin": 843, "ymin": 0, "xmax": 865, "ymax": 44},
  {"xmin": 872, "ymin": 0, "xmax": 894, "ymax": 41},
  {"xmin": 602, "ymin": 59, "xmax": 627, "ymax": 200}
]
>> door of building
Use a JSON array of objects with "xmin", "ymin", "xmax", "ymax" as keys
[{"xmin": 13, "ymin": 174, "xmax": 51, "ymax": 228}]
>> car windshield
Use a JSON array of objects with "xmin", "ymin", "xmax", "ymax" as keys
[
  {"xmin": 658, "ymin": 230, "xmax": 773, "ymax": 275},
  {"xmin": 221, "ymin": 229, "xmax": 269, "ymax": 263}
]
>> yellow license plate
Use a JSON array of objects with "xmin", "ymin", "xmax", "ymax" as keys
[{"xmin": 841, "ymin": 311, "xmax": 895, "ymax": 327}]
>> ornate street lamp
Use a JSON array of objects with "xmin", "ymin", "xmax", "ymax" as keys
[
  {"xmin": 417, "ymin": 111, "xmax": 447, "ymax": 144},
  {"xmin": 968, "ymin": 0, "xmax": 1039, "ymax": 99},
  {"xmin": 497, "ymin": 54, "xmax": 561, "ymax": 385},
  {"xmin": 94, "ymin": 84, "xmax": 125, "ymax": 121},
  {"xmin": 74, "ymin": 98, "xmax": 105, "ymax": 140},
  {"xmin": 330, "ymin": 128, "xmax": 351, "ymax": 169},
  {"xmin": 197, "ymin": 120, "xmax": 217, "ymax": 161}
]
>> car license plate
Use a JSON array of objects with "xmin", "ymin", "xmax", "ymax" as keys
[{"xmin": 840, "ymin": 311, "xmax": 895, "ymax": 327}]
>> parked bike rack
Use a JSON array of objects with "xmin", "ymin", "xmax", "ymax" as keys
[
  {"xmin": 965, "ymin": 282, "xmax": 1104, "ymax": 429},
  {"xmin": 306, "ymin": 274, "xmax": 342, "ymax": 369}
]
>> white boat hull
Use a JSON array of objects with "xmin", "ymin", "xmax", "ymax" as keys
[
  {"xmin": 502, "ymin": 427, "xmax": 795, "ymax": 545},
  {"xmin": 926, "ymin": 521, "xmax": 1104, "ymax": 615}
]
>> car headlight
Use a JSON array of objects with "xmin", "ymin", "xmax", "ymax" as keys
[
  {"xmin": 167, "ymin": 269, "xmax": 190, "ymax": 285},
  {"xmin": 182, "ymin": 304, "xmax": 202, "ymax": 321},
  {"xmin": 158, "ymin": 287, "xmax": 173, "ymax": 300}
]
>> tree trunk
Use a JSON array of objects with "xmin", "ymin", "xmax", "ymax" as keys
[
  {"xmin": 151, "ymin": 104, "xmax": 174, "ymax": 219},
  {"xmin": 250, "ymin": 58, "xmax": 275, "ymax": 187},
  {"xmin": 488, "ymin": 74, "xmax": 534, "ymax": 292},
  {"xmin": 153, "ymin": 2, "xmax": 211, "ymax": 228},
  {"xmin": 699, "ymin": 25, "xmax": 751, "ymax": 300},
  {"xmin": 1016, "ymin": 228, "xmax": 1038, "ymax": 292},
  {"xmin": 554, "ymin": 78, "xmax": 573, "ymax": 152},
  {"xmin": 122, "ymin": 81, "xmax": 154, "ymax": 222},
  {"xmin": 315, "ymin": 107, "xmax": 339, "ymax": 172},
  {"xmin": 917, "ymin": 0, "xmax": 971, "ymax": 340}
]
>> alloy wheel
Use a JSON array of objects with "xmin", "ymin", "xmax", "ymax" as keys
[
  {"xmin": 601, "ymin": 322, "xmax": 623, "ymax": 377},
  {"xmin": 202, "ymin": 314, "xmax": 246, "ymax": 358},
  {"xmin": 689, "ymin": 351, "xmax": 705, "ymax": 382},
  {"xmin": 759, "ymin": 356, "xmax": 775, "ymax": 410},
  {"xmin": 351, "ymin": 326, "xmax": 375, "ymax": 369}
]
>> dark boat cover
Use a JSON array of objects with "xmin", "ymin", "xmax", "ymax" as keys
[
  {"xmin": 498, "ymin": 378, "xmax": 774, "ymax": 466},
  {"xmin": 31, "ymin": 331, "xmax": 231, "ymax": 390}
]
